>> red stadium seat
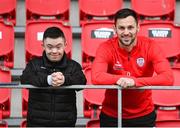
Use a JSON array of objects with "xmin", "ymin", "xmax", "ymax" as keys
[
  {"xmin": 152, "ymin": 90, "xmax": 180, "ymax": 121},
  {"xmin": 79, "ymin": 0, "xmax": 123, "ymax": 25},
  {"xmin": 0, "ymin": 22, "xmax": 14, "ymax": 69},
  {"xmin": 22, "ymin": 89, "xmax": 29, "ymax": 117},
  {"xmin": 83, "ymin": 66, "xmax": 105, "ymax": 118},
  {"xmin": 0, "ymin": 121, "xmax": 8, "ymax": 128},
  {"xmin": 81, "ymin": 21, "xmax": 115, "ymax": 68},
  {"xmin": 138, "ymin": 21, "xmax": 180, "ymax": 59},
  {"xmin": 20, "ymin": 120, "xmax": 27, "ymax": 128},
  {"xmin": 26, "ymin": 0, "xmax": 70, "ymax": 21},
  {"xmin": 25, "ymin": 21, "xmax": 72, "ymax": 63},
  {"xmin": 156, "ymin": 119, "xmax": 180, "ymax": 127},
  {"xmin": 0, "ymin": 0, "xmax": 16, "ymax": 25},
  {"xmin": 86, "ymin": 119, "xmax": 100, "ymax": 128},
  {"xmin": 0, "ymin": 88, "xmax": 11, "ymax": 119},
  {"xmin": 0, "ymin": 72, "xmax": 11, "ymax": 126},
  {"xmin": 131, "ymin": 0, "xmax": 175, "ymax": 21}
]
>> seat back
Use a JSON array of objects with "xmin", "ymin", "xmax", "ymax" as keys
[
  {"xmin": 26, "ymin": 0, "xmax": 70, "ymax": 21},
  {"xmin": 20, "ymin": 120, "xmax": 27, "ymax": 128},
  {"xmin": 22, "ymin": 89, "xmax": 29, "ymax": 117},
  {"xmin": 79, "ymin": 0, "xmax": 123, "ymax": 25},
  {"xmin": 156, "ymin": 119, "xmax": 180, "ymax": 127},
  {"xmin": 0, "ymin": 71, "xmax": 11, "ymax": 121},
  {"xmin": 25, "ymin": 21, "xmax": 72, "ymax": 63},
  {"xmin": 0, "ymin": 120, "xmax": 8, "ymax": 127},
  {"xmin": 81, "ymin": 21, "xmax": 115, "ymax": 68},
  {"xmin": 0, "ymin": 22, "xmax": 14, "ymax": 69},
  {"xmin": 131, "ymin": 0, "xmax": 175, "ymax": 21},
  {"xmin": 83, "ymin": 66, "xmax": 105, "ymax": 118},
  {"xmin": 138, "ymin": 21, "xmax": 180, "ymax": 58},
  {"xmin": 86, "ymin": 119, "xmax": 100, "ymax": 128},
  {"xmin": 0, "ymin": 0, "xmax": 16, "ymax": 25},
  {"xmin": 0, "ymin": 88, "xmax": 11, "ymax": 120},
  {"xmin": 152, "ymin": 90, "xmax": 180, "ymax": 121}
]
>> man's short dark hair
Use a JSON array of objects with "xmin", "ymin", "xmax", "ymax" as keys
[
  {"xmin": 43, "ymin": 26, "xmax": 66, "ymax": 41},
  {"xmin": 114, "ymin": 8, "xmax": 138, "ymax": 25}
]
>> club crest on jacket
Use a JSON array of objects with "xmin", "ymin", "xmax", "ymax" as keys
[{"xmin": 136, "ymin": 57, "xmax": 145, "ymax": 67}]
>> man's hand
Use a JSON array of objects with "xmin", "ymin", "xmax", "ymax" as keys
[
  {"xmin": 116, "ymin": 77, "xmax": 135, "ymax": 88},
  {"xmin": 51, "ymin": 72, "xmax": 65, "ymax": 87}
]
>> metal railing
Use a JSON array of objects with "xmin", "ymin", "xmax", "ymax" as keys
[{"xmin": 0, "ymin": 83, "xmax": 180, "ymax": 127}]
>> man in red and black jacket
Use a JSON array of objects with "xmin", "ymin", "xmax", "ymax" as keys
[{"xmin": 92, "ymin": 8, "xmax": 174, "ymax": 127}]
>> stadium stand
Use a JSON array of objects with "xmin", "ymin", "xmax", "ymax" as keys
[
  {"xmin": 1, "ymin": 0, "xmax": 180, "ymax": 127},
  {"xmin": 0, "ymin": 0, "xmax": 16, "ymax": 126}
]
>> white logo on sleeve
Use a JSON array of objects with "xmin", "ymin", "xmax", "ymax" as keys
[
  {"xmin": 113, "ymin": 61, "xmax": 123, "ymax": 70},
  {"xmin": 136, "ymin": 58, "xmax": 145, "ymax": 67}
]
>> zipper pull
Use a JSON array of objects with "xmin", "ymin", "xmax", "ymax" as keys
[
  {"xmin": 128, "ymin": 52, "xmax": 131, "ymax": 61},
  {"xmin": 127, "ymin": 72, "xmax": 131, "ymax": 76}
]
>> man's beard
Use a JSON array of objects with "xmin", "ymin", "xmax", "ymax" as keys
[{"xmin": 119, "ymin": 37, "xmax": 136, "ymax": 47}]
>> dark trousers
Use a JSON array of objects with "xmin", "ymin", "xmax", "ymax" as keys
[{"xmin": 100, "ymin": 110, "xmax": 156, "ymax": 127}]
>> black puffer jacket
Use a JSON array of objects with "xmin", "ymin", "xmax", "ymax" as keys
[{"xmin": 20, "ymin": 52, "xmax": 87, "ymax": 127}]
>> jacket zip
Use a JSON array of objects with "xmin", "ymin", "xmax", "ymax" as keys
[
  {"xmin": 128, "ymin": 52, "xmax": 131, "ymax": 61},
  {"xmin": 50, "ymin": 68, "xmax": 56, "ymax": 123},
  {"xmin": 51, "ymin": 90, "xmax": 55, "ymax": 123}
]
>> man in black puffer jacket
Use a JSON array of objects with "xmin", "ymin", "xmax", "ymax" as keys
[{"xmin": 20, "ymin": 26, "xmax": 87, "ymax": 127}]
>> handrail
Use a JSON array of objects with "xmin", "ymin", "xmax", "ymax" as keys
[
  {"xmin": 0, "ymin": 83, "xmax": 180, "ymax": 89},
  {"xmin": 0, "ymin": 83, "xmax": 179, "ymax": 127}
]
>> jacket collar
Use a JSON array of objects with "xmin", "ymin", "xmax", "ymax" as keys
[
  {"xmin": 42, "ymin": 51, "xmax": 68, "ymax": 69},
  {"xmin": 113, "ymin": 37, "xmax": 139, "ymax": 55}
]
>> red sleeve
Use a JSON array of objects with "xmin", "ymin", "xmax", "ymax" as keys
[
  {"xmin": 92, "ymin": 43, "xmax": 124, "ymax": 85},
  {"xmin": 135, "ymin": 42, "xmax": 174, "ymax": 87}
]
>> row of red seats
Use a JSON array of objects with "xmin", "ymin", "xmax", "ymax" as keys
[
  {"xmin": 0, "ymin": 0, "xmax": 179, "ymax": 127},
  {"xmin": 0, "ymin": 0, "xmax": 176, "ymax": 25}
]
